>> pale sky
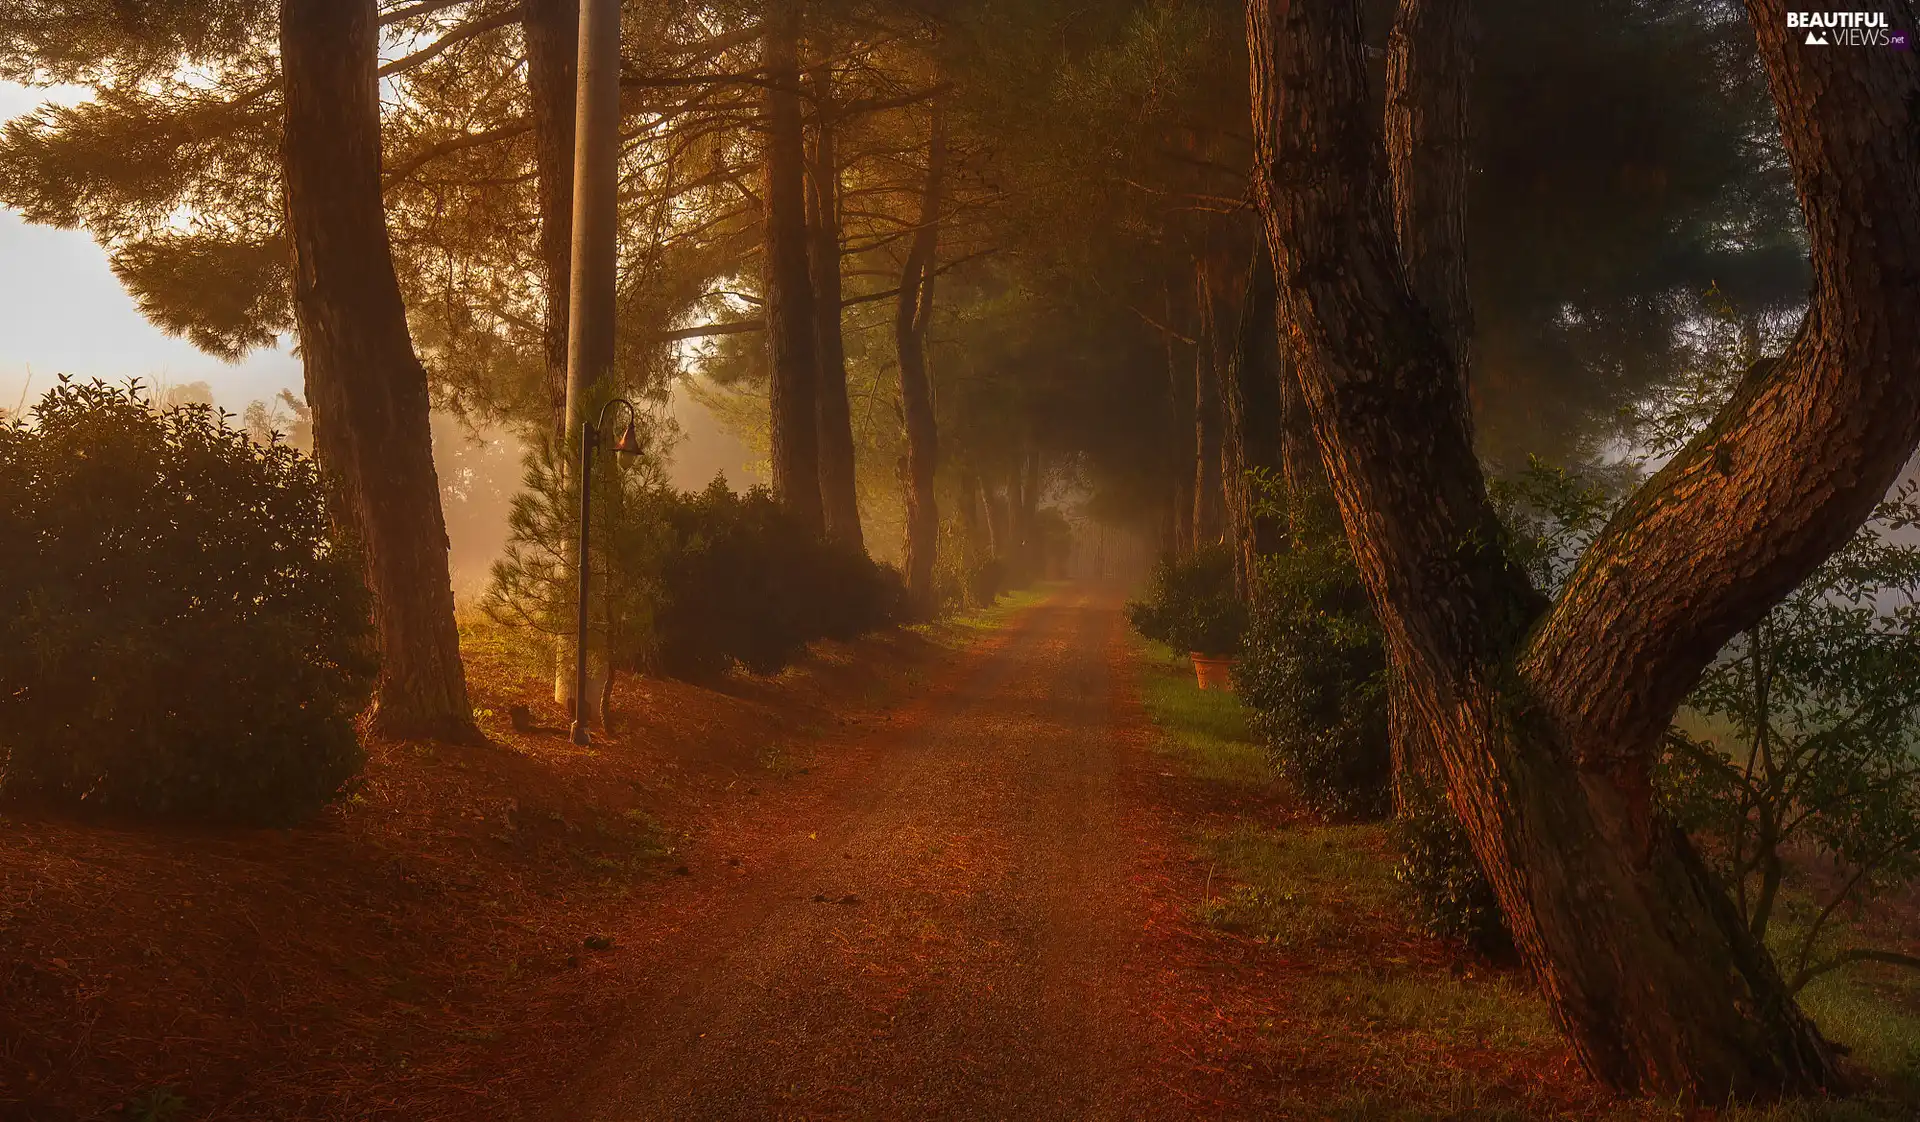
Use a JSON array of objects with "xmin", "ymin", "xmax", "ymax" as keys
[
  {"xmin": 0, "ymin": 84, "xmax": 310, "ymax": 414},
  {"xmin": 0, "ymin": 79, "xmax": 761, "ymax": 509}
]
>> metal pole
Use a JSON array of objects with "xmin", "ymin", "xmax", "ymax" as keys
[
  {"xmin": 571, "ymin": 420, "xmax": 595, "ymax": 746},
  {"xmin": 558, "ymin": 0, "xmax": 621, "ymax": 730},
  {"xmin": 565, "ymin": 0, "xmax": 621, "ymax": 427}
]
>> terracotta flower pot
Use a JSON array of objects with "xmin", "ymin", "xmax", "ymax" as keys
[{"xmin": 1190, "ymin": 652, "xmax": 1236, "ymax": 692}]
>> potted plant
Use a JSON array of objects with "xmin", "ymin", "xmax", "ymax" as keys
[
  {"xmin": 1176, "ymin": 592, "xmax": 1246, "ymax": 691},
  {"xmin": 1126, "ymin": 545, "xmax": 1247, "ymax": 690}
]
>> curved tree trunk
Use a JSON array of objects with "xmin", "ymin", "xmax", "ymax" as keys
[
  {"xmin": 522, "ymin": 0, "xmax": 577, "ymax": 447},
  {"xmin": 280, "ymin": 0, "xmax": 478, "ymax": 744},
  {"xmin": 763, "ymin": 0, "xmax": 825, "ymax": 535},
  {"xmin": 1383, "ymin": 0, "xmax": 1473, "ymax": 812},
  {"xmin": 809, "ymin": 60, "xmax": 863, "ymax": 552},
  {"xmin": 896, "ymin": 99, "xmax": 947, "ymax": 615},
  {"xmin": 1248, "ymin": 0, "xmax": 1920, "ymax": 1099}
]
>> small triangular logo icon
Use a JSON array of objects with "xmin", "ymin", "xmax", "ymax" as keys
[{"xmin": 1806, "ymin": 30, "xmax": 1829, "ymax": 45}]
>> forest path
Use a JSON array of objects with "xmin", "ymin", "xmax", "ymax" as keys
[{"xmin": 539, "ymin": 588, "xmax": 1192, "ymax": 1121}]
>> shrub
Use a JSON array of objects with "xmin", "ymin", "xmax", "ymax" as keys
[
  {"xmin": 1657, "ymin": 484, "xmax": 1920, "ymax": 992},
  {"xmin": 1126, "ymin": 543, "xmax": 1245, "ymax": 656},
  {"xmin": 1234, "ymin": 505, "xmax": 1391, "ymax": 819},
  {"xmin": 620, "ymin": 479, "xmax": 901, "ymax": 678},
  {"xmin": 0, "ymin": 379, "xmax": 376, "ymax": 825},
  {"xmin": 933, "ymin": 518, "xmax": 1003, "ymax": 614},
  {"xmin": 487, "ymin": 450, "xmax": 901, "ymax": 683},
  {"xmin": 1391, "ymin": 782, "xmax": 1514, "ymax": 959}
]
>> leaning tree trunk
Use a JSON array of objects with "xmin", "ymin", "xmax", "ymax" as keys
[
  {"xmin": 762, "ymin": 0, "xmax": 825, "ymax": 535},
  {"xmin": 522, "ymin": 0, "xmax": 577, "ymax": 446},
  {"xmin": 896, "ymin": 99, "xmax": 947, "ymax": 616},
  {"xmin": 1220, "ymin": 235, "xmax": 1287, "ymax": 598},
  {"xmin": 1385, "ymin": 0, "xmax": 1473, "ymax": 371},
  {"xmin": 1250, "ymin": 0, "xmax": 1920, "ymax": 1099},
  {"xmin": 1383, "ymin": 0, "xmax": 1473, "ymax": 812},
  {"xmin": 280, "ymin": 0, "xmax": 478, "ymax": 743},
  {"xmin": 809, "ymin": 60, "xmax": 863, "ymax": 552}
]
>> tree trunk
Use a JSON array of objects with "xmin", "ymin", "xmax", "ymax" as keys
[
  {"xmin": 762, "ymin": 0, "xmax": 824, "ymax": 535},
  {"xmin": 280, "ymin": 0, "xmax": 478, "ymax": 743},
  {"xmin": 984, "ymin": 476, "xmax": 1010, "ymax": 560},
  {"xmin": 1383, "ymin": 0, "xmax": 1473, "ymax": 813},
  {"xmin": 1385, "ymin": 0, "xmax": 1473, "ymax": 372},
  {"xmin": 1276, "ymin": 318, "xmax": 1323, "ymax": 536},
  {"xmin": 957, "ymin": 462, "xmax": 982, "ymax": 545},
  {"xmin": 809, "ymin": 60, "xmax": 863, "ymax": 551},
  {"xmin": 522, "ymin": 0, "xmax": 577, "ymax": 446},
  {"xmin": 1248, "ymin": 0, "xmax": 1920, "ymax": 1098},
  {"xmin": 897, "ymin": 99, "xmax": 947, "ymax": 615},
  {"xmin": 1017, "ymin": 445, "xmax": 1042, "ymax": 573},
  {"xmin": 1220, "ymin": 235, "xmax": 1287, "ymax": 598},
  {"xmin": 1193, "ymin": 263, "xmax": 1225, "ymax": 550},
  {"xmin": 1165, "ymin": 284, "xmax": 1195, "ymax": 558}
]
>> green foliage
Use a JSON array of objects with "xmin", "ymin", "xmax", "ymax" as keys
[
  {"xmin": 1125, "ymin": 543, "xmax": 1244, "ymax": 656},
  {"xmin": 933, "ymin": 514, "xmax": 1006, "ymax": 615},
  {"xmin": 1391, "ymin": 782, "xmax": 1515, "ymax": 959},
  {"xmin": 1487, "ymin": 455, "xmax": 1615, "ymax": 594},
  {"xmin": 1234, "ymin": 503, "xmax": 1390, "ymax": 820},
  {"xmin": 0, "ymin": 379, "xmax": 375, "ymax": 825},
  {"xmin": 1658, "ymin": 485, "xmax": 1920, "ymax": 991},
  {"xmin": 124, "ymin": 1085, "xmax": 188, "ymax": 1122},
  {"xmin": 615, "ymin": 478, "xmax": 903, "ymax": 679},
  {"xmin": 486, "ymin": 442, "xmax": 901, "ymax": 683}
]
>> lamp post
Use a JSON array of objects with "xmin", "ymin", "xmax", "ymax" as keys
[{"xmin": 571, "ymin": 397, "xmax": 643, "ymax": 746}]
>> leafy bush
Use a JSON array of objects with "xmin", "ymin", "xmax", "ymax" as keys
[
  {"xmin": 0, "ymin": 379, "xmax": 376, "ymax": 825},
  {"xmin": 1234, "ymin": 503, "xmax": 1391, "ymax": 819},
  {"xmin": 617, "ymin": 478, "xmax": 901, "ymax": 678},
  {"xmin": 933, "ymin": 518, "xmax": 1004, "ymax": 614},
  {"xmin": 1391, "ymin": 782, "xmax": 1514, "ymax": 959},
  {"xmin": 1658, "ymin": 484, "xmax": 1920, "ymax": 992},
  {"xmin": 1126, "ymin": 543, "xmax": 1245, "ymax": 656},
  {"xmin": 487, "ymin": 447, "xmax": 900, "ymax": 683}
]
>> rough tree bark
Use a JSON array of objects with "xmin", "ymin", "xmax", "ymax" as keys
[
  {"xmin": 1251, "ymin": 0, "xmax": 1920, "ymax": 1099},
  {"xmin": 1383, "ymin": 0, "xmax": 1473, "ymax": 813},
  {"xmin": 280, "ymin": 0, "xmax": 478, "ymax": 743},
  {"xmin": 809, "ymin": 59, "xmax": 863, "ymax": 551},
  {"xmin": 522, "ymin": 0, "xmax": 577, "ymax": 446},
  {"xmin": 1385, "ymin": 0, "xmax": 1473, "ymax": 370},
  {"xmin": 762, "ymin": 0, "xmax": 825, "ymax": 535},
  {"xmin": 1220, "ymin": 235, "xmax": 1287, "ymax": 597},
  {"xmin": 896, "ymin": 98, "xmax": 947, "ymax": 614}
]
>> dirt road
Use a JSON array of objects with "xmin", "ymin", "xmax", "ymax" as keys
[{"xmin": 539, "ymin": 589, "xmax": 1194, "ymax": 1121}]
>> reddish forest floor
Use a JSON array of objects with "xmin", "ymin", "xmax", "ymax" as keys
[{"xmin": 5, "ymin": 587, "xmax": 1898, "ymax": 1120}]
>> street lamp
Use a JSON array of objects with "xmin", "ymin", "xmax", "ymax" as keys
[{"xmin": 571, "ymin": 397, "xmax": 644, "ymax": 746}]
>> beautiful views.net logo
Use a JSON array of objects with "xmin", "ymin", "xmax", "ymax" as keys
[{"xmin": 1787, "ymin": 11, "xmax": 1902, "ymax": 47}]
